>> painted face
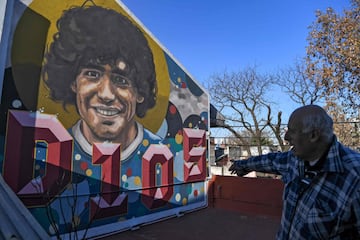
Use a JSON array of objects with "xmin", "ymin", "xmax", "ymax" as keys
[
  {"xmin": 284, "ymin": 116, "xmax": 315, "ymax": 161},
  {"xmin": 72, "ymin": 61, "xmax": 144, "ymax": 143}
]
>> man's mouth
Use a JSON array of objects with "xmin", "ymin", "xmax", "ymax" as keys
[{"xmin": 95, "ymin": 107, "xmax": 122, "ymax": 116}]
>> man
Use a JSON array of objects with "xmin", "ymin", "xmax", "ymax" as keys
[
  {"xmin": 42, "ymin": 5, "xmax": 162, "ymax": 178},
  {"xmin": 229, "ymin": 105, "xmax": 360, "ymax": 239}
]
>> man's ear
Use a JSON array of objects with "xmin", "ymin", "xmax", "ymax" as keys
[
  {"xmin": 310, "ymin": 129, "xmax": 320, "ymax": 142},
  {"xmin": 137, "ymin": 96, "xmax": 144, "ymax": 103}
]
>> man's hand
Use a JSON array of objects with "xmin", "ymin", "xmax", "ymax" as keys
[{"xmin": 229, "ymin": 160, "xmax": 251, "ymax": 176}]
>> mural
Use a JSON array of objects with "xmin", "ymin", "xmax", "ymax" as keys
[{"xmin": 0, "ymin": 0, "xmax": 209, "ymax": 238}]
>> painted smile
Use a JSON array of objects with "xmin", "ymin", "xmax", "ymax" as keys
[{"xmin": 94, "ymin": 107, "xmax": 123, "ymax": 116}]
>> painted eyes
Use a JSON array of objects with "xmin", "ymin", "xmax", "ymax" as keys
[
  {"xmin": 83, "ymin": 69, "xmax": 101, "ymax": 79},
  {"xmin": 80, "ymin": 69, "xmax": 132, "ymax": 88}
]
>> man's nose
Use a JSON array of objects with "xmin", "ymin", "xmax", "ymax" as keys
[{"xmin": 97, "ymin": 75, "xmax": 115, "ymax": 102}]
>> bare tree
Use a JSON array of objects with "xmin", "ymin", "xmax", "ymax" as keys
[
  {"xmin": 276, "ymin": 58, "xmax": 324, "ymax": 105},
  {"xmin": 276, "ymin": 0, "xmax": 359, "ymax": 147},
  {"xmin": 208, "ymin": 66, "xmax": 287, "ymax": 154}
]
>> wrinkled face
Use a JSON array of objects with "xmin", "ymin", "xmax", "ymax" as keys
[
  {"xmin": 72, "ymin": 61, "xmax": 144, "ymax": 142},
  {"xmin": 284, "ymin": 115, "xmax": 315, "ymax": 161}
]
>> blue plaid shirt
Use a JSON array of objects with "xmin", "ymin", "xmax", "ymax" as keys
[{"xmin": 235, "ymin": 137, "xmax": 360, "ymax": 239}]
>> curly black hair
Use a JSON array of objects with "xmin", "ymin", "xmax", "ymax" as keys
[{"xmin": 42, "ymin": 6, "xmax": 157, "ymax": 118}]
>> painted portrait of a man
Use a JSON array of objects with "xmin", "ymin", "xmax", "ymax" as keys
[
  {"xmin": 35, "ymin": 5, "xmax": 168, "ymax": 233},
  {"xmin": 42, "ymin": 5, "xmax": 162, "ymax": 163}
]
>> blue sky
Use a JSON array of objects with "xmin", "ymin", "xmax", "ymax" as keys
[{"xmin": 120, "ymin": 0, "xmax": 350, "ymax": 126}]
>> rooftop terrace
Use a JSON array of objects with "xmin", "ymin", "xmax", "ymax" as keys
[{"xmin": 101, "ymin": 175, "xmax": 284, "ymax": 240}]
